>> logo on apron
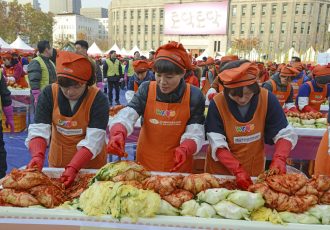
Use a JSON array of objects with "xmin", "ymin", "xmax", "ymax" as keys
[
  {"xmin": 155, "ymin": 109, "xmax": 176, "ymax": 117},
  {"xmin": 58, "ymin": 119, "xmax": 77, "ymax": 128},
  {"xmin": 235, "ymin": 124, "xmax": 255, "ymax": 133}
]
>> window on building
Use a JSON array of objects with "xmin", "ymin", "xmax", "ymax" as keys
[
  {"xmin": 232, "ymin": 5, "xmax": 237, "ymax": 16},
  {"xmin": 152, "ymin": 9, "xmax": 156, "ymax": 17},
  {"xmin": 279, "ymin": 41, "xmax": 284, "ymax": 50},
  {"xmin": 145, "ymin": 25, "xmax": 148, "ymax": 33},
  {"xmin": 260, "ymin": 23, "xmax": 265, "ymax": 34},
  {"xmin": 271, "ymin": 4, "xmax": 277, "ymax": 15},
  {"xmin": 130, "ymin": 41, "xmax": 133, "ymax": 49},
  {"xmin": 123, "ymin": 41, "xmax": 126, "ymax": 48},
  {"xmin": 282, "ymin": 3, "xmax": 288, "ymax": 14},
  {"xmin": 145, "ymin": 9, "xmax": 148, "ymax": 19},
  {"xmin": 303, "ymin": 4, "xmax": 308, "ymax": 14},
  {"xmin": 144, "ymin": 41, "xmax": 148, "ymax": 49},
  {"xmin": 137, "ymin": 41, "xmax": 140, "ymax": 47},
  {"xmin": 160, "ymin": 9, "xmax": 164, "ymax": 18},
  {"xmin": 130, "ymin": 10, "xmax": 134, "ymax": 19},
  {"xmin": 317, "ymin": 23, "xmax": 320, "ymax": 33},
  {"xmin": 281, "ymin": 22, "xmax": 286, "ymax": 33},
  {"xmin": 116, "ymin": 26, "xmax": 119, "ymax": 34},
  {"xmin": 295, "ymin": 4, "xmax": 300, "ymax": 14},
  {"xmin": 231, "ymin": 23, "xmax": 235, "ymax": 34},
  {"xmin": 270, "ymin": 22, "xmax": 275, "ymax": 33},
  {"xmin": 301, "ymin": 22, "xmax": 305, "ymax": 34},
  {"xmin": 160, "ymin": 24, "xmax": 163, "ymax": 33},
  {"xmin": 130, "ymin": 25, "xmax": 133, "ymax": 33},
  {"xmin": 152, "ymin": 40, "xmax": 156, "ymax": 49},
  {"xmin": 138, "ymin": 10, "xmax": 141, "ymax": 19},
  {"xmin": 251, "ymin": 5, "xmax": 256, "ymax": 15},
  {"xmin": 152, "ymin": 25, "xmax": 156, "ymax": 34},
  {"xmin": 292, "ymin": 41, "xmax": 296, "ymax": 48},
  {"xmin": 307, "ymin": 22, "xmax": 311, "ymax": 34},
  {"xmin": 261, "ymin": 5, "xmax": 266, "ymax": 15},
  {"xmin": 138, "ymin": 25, "xmax": 141, "ymax": 33},
  {"xmin": 242, "ymin": 5, "xmax": 246, "ymax": 16},
  {"xmin": 269, "ymin": 41, "xmax": 274, "ymax": 50},
  {"xmin": 250, "ymin": 23, "xmax": 255, "ymax": 34},
  {"xmin": 310, "ymin": 3, "xmax": 313, "ymax": 14},
  {"xmin": 240, "ymin": 23, "xmax": 245, "ymax": 34},
  {"xmin": 293, "ymin": 22, "xmax": 298, "ymax": 33},
  {"xmin": 124, "ymin": 10, "xmax": 127, "ymax": 19}
]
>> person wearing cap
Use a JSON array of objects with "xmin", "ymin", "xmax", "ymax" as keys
[
  {"xmin": 262, "ymin": 65, "xmax": 300, "ymax": 113},
  {"xmin": 25, "ymin": 51, "xmax": 109, "ymax": 187},
  {"xmin": 256, "ymin": 62, "xmax": 269, "ymax": 85},
  {"xmin": 205, "ymin": 55, "xmax": 239, "ymax": 105},
  {"xmin": 184, "ymin": 64, "xmax": 199, "ymax": 87},
  {"xmin": 289, "ymin": 60, "xmax": 310, "ymax": 99},
  {"xmin": 296, "ymin": 64, "xmax": 330, "ymax": 113},
  {"xmin": 2, "ymin": 52, "xmax": 28, "ymax": 88},
  {"xmin": 107, "ymin": 41, "xmax": 205, "ymax": 173},
  {"xmin": 201, "ymin": 57, "xmax": 216, "ymax": 95},
  {"xmin": 103, "ymin": 50, "xmax": 123, "ymax": 105},
  {"xmin": 0, "ymin": 67, "xmax": 14, "ymax": 178},
  {"xmin": 205, "ymin": 60, "xmax": 297, "ymax": 190},
  {"xmin": 28, "ymin": 40, "xmax": 56, "ymax": 108}
]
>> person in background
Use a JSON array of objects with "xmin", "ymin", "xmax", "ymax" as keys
[
  {"xmin": 50, "ymin": 47, "xmax": 58, "ymax": 65},
  {"xmin": 184, "ymin": 64, "xmax": 199, "ymax": 87},
  {"xmin": 25, "ymin": 51, "xmax": 109, "ymax": 187},
  {"xmin": 262, "ymin": 65, "xmax": 300, "ymax": 113},
  {"xmin": 107, "ymin": 41, "xmax": 205, "ymax": 173},
  {"xmin": 289, "ymin": 57, "xmax": 310, "ymax": 99},
  {"xmin": 256, "ymin": 62, "xmax": 269, "ymax": 85},
  {"xmin": 125, "ymin": 58, "xmax": 135, "ymax": 89},
  {"xmin": 28, "ymin": 40, "xmax": 56, "ymax": 108},
  {"xmin": 0, "ymin": 68, "xmax": 14, "ymax": 178},
  {"xmin": 205, "ymin": 60, "xmax": 297, "ymax": 190},
  {"xmin": 2, "ymin": 52, "xmax": 28, "ymax": 88},
  {"xmin": 149, "ymin": 51, "xmax": 155, "ymax": 61},
  {"xmin": 103, "ymin": 50, "xmax": 123, "ymax": 105},
  {"xmin": 297, "ymin": 63, "xmax": 330, "ymax": 113},
  {"xmin": 94, "ymin": 56, "xmax": 104, "ymax": 90},
  {"xmin": 134, "ymin": 51, "xmax": 141, "ymax": 60}
]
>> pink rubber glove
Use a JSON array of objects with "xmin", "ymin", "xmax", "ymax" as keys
[
  {"xmin": 207, "ymin": 93, "xmax": 217, "ymax": 101},
  {"xmin": 170, "ymin": 139, "xmax": 197, "ymax": 172},
  {"xmin": 31, "ymin": 89, "xmax": 41, "ymax": 108},
  {"xmin": 27, "ymin": 137, "xmax": 47, "ymax": 171},
  {"xmin": 269, "ymin": 139, "xmax": 292, "ymax": 174},
  {"xmin": 3, "ymin": 105, "xmax": 14, "ymax": 132},
  {"xmin": 216, "ymin": 148, "xmax": 253, "ymax": 190},
  {"xmin": 107, "ymin": 123, "xmax": 128, "ymax": 157},
  {"xmin": 60, "ymin": 147, "xmax": 93, "ymax": 188},
  {"xmin": 96, "ymin": 82, "xmax": 104, "ymax": 89}
]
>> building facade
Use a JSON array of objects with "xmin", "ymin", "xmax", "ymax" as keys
[
  {"xmin": 80, "ymin": 7, "xmax": 108, "ymax": 18},
  {"xmin": 5, "ymin": 0, "xmax": 40, "ymax": 10},
  {"xmin": 49, "ymin": 0, "xmax": 81, "ymax": 14},
  {"xmin": 109, "ymin": 0, "xmax": 330, "ymax": 57}
]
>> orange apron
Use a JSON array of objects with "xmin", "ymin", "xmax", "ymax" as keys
[
  {"xmin": 48, "ymin": 84, "xmax": 106, "ymax": 168},
  {"xmin": 306, "ymin": 81, "xmax": 327, "ymax": 111},
  {"xmin": 291, "ymin": 77, "xmax": 303, "ymax": 100},
  {"xmin": 205, "ymin": 88, "xmax": 268, "ymax": 176},
  {"xmin": 315, "ymin": 131, "xmax": 330, "ymax": 176},
  {"xmin": 270, "ymin": 79, "xmax": 290, "ymax": 107},
  {"xmin": 133, "ymin": 81, "xmax": 139, "ymax": 92},
  {"xmin": 202, "ymin": 69, "xmax": 214, "ymax": 95},
  {"xmin": 136, "ymin": 81, "xmax": 192, "ymax": 172},
  {"xmin": 218, "ymin": 83, "xmax": 224, "ymax": 93},
  {"xmin": 5, "ymin": 66, "xmax": 28, "ymax": 88}
]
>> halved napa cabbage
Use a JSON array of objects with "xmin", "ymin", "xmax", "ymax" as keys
[
  {"xmin": 213, "ymin": 200, "xmax": 250, "ymax": 220},
  {"xmin": 197, "ymin": 188, "xmax": 232, "ymax": 205},
  {"xmin": 227, "ymin": 191, "xmax": 265, "ymax": 211}
]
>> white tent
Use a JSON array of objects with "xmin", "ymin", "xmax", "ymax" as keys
[
  {"xmin": 106, "ymin": 43, "xmax": 121, "ymax": 54},
  {"xmin": 0, "ymin": 37, "xmax": 11, "ymax": 49},
  {"xmin": 302, "ymin": 46, "xmax": 316, "ymax": 62},
  {"xmin": 87, "ymin": 42, "xmax": 103, "ymax": 56},
  {"xmin": 120, "ymin": 48, "xmax": 128, "ymax": 56},
  {"xmin": 327, "ymin": 48, "xmax": 330, "ymax": 53},
  {"xmin": 249, "ymin": 48, "xmax": 259, "ymax": 61},
  {"xmin": 196, "ymin": 50, "xmax": 209, "ymax": 61},
  {"xmin": 287, "ymin": 47, "xmax": 299, "ymax": 62},
  {"xmin": 128, "ymin": 45, "xmax": 140, "ymax": 56},
  {"xmin": 10, "ymin": 36, "xmax": 34, "ymax": 51}
]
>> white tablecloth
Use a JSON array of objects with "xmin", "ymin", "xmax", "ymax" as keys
[{"xmin": 293, "ymin": 127, "xmax": 326, "ymax": 137}]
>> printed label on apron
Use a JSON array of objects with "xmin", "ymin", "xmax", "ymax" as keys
[
  {"xmin": 56, "ymin": 126, "xmax": 83, "ymax": 136},
  {"xmin": 233, "ymin": 132, "xmax": 261, "ymax": 144},
  {"xmin": 149, "ymin": 118, "xmax": 182, "ymax": 126}
]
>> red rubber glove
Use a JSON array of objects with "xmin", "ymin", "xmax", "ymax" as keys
[
  {"xmin": 208, "ymin": 93, "xmax": 217, "ymax": 101},
  {"xmin": 288, "ymin": 106, "xmax": 300, "ymax": 113},
  {"xmin": 302, "ymin": 105, "xmax": 318, "ymax": 113},
  {"xmin": 60, "ymin": 147, "xmax": 93, "ymax": 188},
  {"xmin": 216, "ymin": 148, "xmax": 253, "ymax": 190},
  {"xmin": 27, "ymin": 137, "xmax": 47, "ymax": 171},
  {"xmin": 269, "ymin": 139, "xmax": 292, "ymax": 174},
  {"xmin": 3, "ymin": 105, "xmax": 14, "ymax": 132},
  {"xmin": 170, "ymin": 139, "xmax": 197, "ymax": 172},
  {"xmin": 107, "ymin": 123, "xmax": 128, "ymax": 157},
  {"xmin": 283, "ymin": 108, "xmax": 289, "ymax": 114}
]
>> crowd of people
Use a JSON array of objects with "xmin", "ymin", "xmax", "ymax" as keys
[{"xmin": 0, "ymin": 39, "xmax": 329, "ymax": 189}]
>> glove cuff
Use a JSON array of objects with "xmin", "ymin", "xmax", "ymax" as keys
[
  {"xmin": 67, "ymin": 147, "xmax": 93, "ymax": 172},
  {"xmin": 110, "ymin": 123, "xmax": 127, "ymax": 140},
  {"xmin": 29, "ymin": 137, "xmax": 47, "ymax": 159}
]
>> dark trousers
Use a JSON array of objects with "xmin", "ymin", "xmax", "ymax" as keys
[
  {"xmin": 0, "ymin": 125, "xmax": 7, "ymax": 179},
  {"xmin": 107, "ymin": 80, "xmax": 120, "ymax": 103}
]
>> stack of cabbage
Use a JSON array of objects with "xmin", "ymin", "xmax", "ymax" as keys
[
  {"xmin": 287, "ymin": 115, "xmax": 327, "ymax": 129},
  {"xmin": 158, "ymin": 188, "xmax": 265, "ymax": 220}
]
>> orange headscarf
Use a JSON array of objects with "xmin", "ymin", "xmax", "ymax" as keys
[
  {"xmin": 219, "ymin": 62, "xmax": 259, "ymax": 88},
  {"xmin": 221, "ymin": 55, "xmax": 239, "ymax": 62},
  {"xmin": 312, "ymin": 64, "xmax": 330, "ymax": 77},
  {"xmin": 204, "ymin": 57, "xmax": 215, "ymax": 65},
  {"xmin": 133, "ymin": 60, "xmax": 151, "ymax": 73},
  {"xmin": 280, "ymin": 65, "xmax": 300, "ymax": 77}
]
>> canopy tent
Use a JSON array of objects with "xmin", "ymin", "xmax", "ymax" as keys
[
  {"xmin": 106, "ymin": 43, "xmax": 121, "ymax": 55},
  {"xmin": 302, "ymin": 46, "xmax": 316, "ymax": 62},
  {"xmin": 128, "ymin": 45, "xmax": 140, "ymax": 56},
  {"xmin": 120, "ymin": 48, "xmax": 128, "ymax": 56},
  {"xmin": 248, "ymin": 48, "xmax": 259, "ymax": 61},
  {"xmin": 287, "ymin": 47, "xmax": 299, "ymax": 62},
  {"xmin": 0, "ymin": 37, "xmax": 11, "ymax": 50},
  {"xmin": 87, "ymin": 42, "xmax": 103, "ymax": 56},
  {"xmin": 196, "ymin": 50, "xmax": 209, "ymax": 61},
  {"xmin": 61, "ymin": 42, "xmax": 75, "ymax": 52},
  {"xmin": 327, "ymin": 48, "xmax": 330, "ymax": 53},
  {"xmin": 10, "ymin": 36, "xmax": 34, "ymax": 51}
]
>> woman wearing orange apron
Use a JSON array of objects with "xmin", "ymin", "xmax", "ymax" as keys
[
  {"xmin": 205, "ymin": 60, "xmax": 297, "ymax": 190},
  {"xmin": 297, "ymin": 64, "xmax": 330, "ymax": 113},
  {"xmin": 2, "ymin": 52, "xmax": 28, "ymax": 88},
  {"xmin": 25, "ymin": 51, "xmax": 109, "ymax": 187},
  {"xmin": 107, "ymin": 41, "xmax": 205, "ymax": 173},
  {"xmin": 313, "ymin": 64, "xmax": 330, "ymax": 175},
  {"xmin": 262, "ymin": 65, "xmax": 300, "ymax": 113}
]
